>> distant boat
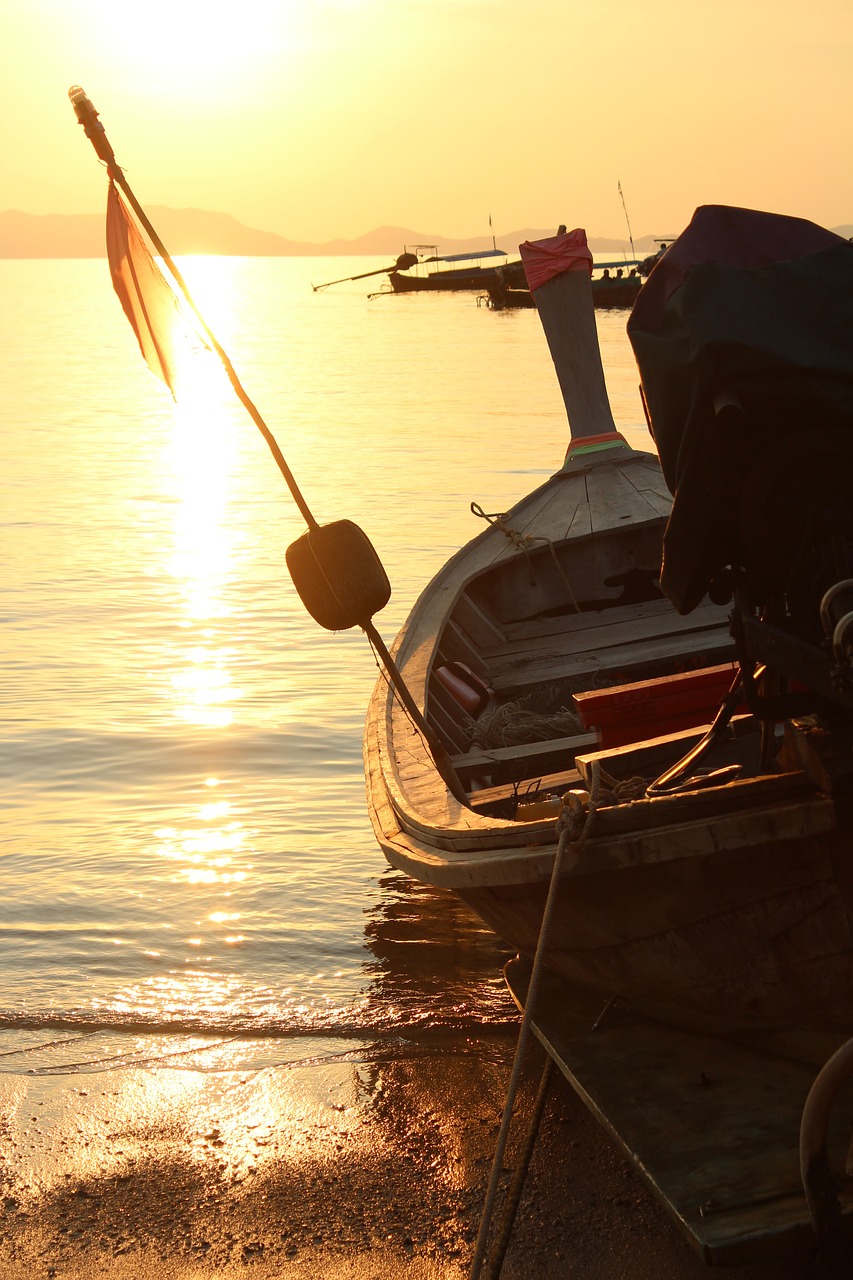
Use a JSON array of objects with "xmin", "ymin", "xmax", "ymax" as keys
[
  {"xmin": 485, "ymin": 258, "xmax": 643, "ymax": 311},
  {"xmin": 382, "ymin": 244, "xmax": 526, "ymax": 295},
  {"xmin": 312, "ymin": 244, "xmax": 526, "ymax": 295}
]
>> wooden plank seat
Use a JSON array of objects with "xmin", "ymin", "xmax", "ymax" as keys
[
  {"xmin": 497, "ymin": 594, "xmax": 696, "ymax": 648},
  {"xmin": 482, "ymin": 599, "xmax": 733, "ymax": 696},
  {"xmin": 431, "ymin": 597, "xmax": 734, "ymax": 798},
  {"xmin": 450, "ymin": 731, "xmax": 597, "ymax": 787},
  {"xmin": 467, "ymin": 764, "xmax": 585, "ymax": 816}
]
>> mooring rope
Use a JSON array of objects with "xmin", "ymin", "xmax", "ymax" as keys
[
  {"xmin": 481, "ymin": 1055, "xmax": 555, "ymax": 1280},
  {"xmin": 470, "ymin": 502, "xmax": 582, "ymax": 612},
  {"xmin": 467, "ymin": 762, "xmax": 607, "ymax": 1280}
]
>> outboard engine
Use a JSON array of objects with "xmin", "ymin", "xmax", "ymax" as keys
[{"xmin": 628, "ymin": 205, "xmax": 853, "ymax": 723}]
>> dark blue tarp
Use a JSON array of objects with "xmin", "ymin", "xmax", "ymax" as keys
[{"xmin": 627, "ymin": 205, "xmax": 853, "ymax": 615}]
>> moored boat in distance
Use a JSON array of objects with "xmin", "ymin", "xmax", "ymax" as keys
[
  {"xmin": 364, "ymin": 213, "xmax": 853, "ymax": 1046},
  {"xmin": 381, "ymin": 244, "xmax": 526, "ymax": 295},
  {"xmin": 485, "ymin": 257, "xmax": 643, "ymax": 311},
  {"xmin": 312, "ymin": 244, "xmax": 526, "ymax": 294}
]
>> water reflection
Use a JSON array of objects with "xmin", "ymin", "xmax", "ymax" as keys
[
  {"xmin": 7, "ymin": 256, "xmax": 580, "ymax": 1045},
  {"xmin": 139, "ymin": 285, "xmax": 249, "ymax": 1020},
  {"xmin": 362, "ymin": 870, "xmax": 517, "ymax": 1034},
  {"xmin": 164, "ymin": 350, "xmax": 238, "ymax": 729},
  {"xmin": 155, "ymin": 812, "xmax": 249, "ymax": 885},
  {"xmin": 121, "ymin": 342, "xmax": 254, "ymax": 1024}
]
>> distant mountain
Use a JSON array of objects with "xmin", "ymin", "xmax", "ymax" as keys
[
  {"xmin": 0, "ymin": 207, "xmax": 657, "ymax": 260},
  {"xmin": 2, "ymin": 207, "xmax": 849, "ymax": 259},
  {"xmin": 315, "ymin": 224, "xmax": 660, "ymax": 258},
  {"xmin": 0, "ymin": 208, "xmax": 309, "ymax": 258}
]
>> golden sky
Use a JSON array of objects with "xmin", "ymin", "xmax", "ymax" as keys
[{"xmin": 3, "ymin": 0, "xmax": 851, "ymax": 243}]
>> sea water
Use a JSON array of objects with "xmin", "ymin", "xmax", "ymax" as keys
[{"xmin": 0, "ymin": 256, "xmax": 652, "ymax": 1075}]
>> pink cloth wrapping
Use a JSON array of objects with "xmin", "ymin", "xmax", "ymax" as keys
[{"xmin": 519, "ymin": 228, "xmax": 593, "ymax": 292}]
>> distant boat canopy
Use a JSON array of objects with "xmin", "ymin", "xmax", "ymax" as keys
[{"xmin": 430, "ymin": 248, "xmax": 508, "ymax": 264}]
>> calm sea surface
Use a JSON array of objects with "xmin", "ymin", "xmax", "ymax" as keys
[{"xmin": 1, "ymin": 256, "xmax": 653, "ymax": 1075}]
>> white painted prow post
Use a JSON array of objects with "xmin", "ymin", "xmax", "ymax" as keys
[{"xmin": 520, "ymin": 229, "xmax": 634, "ymax": 472}]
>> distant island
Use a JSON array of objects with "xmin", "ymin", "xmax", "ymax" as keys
[
  {"xmin": 3, "ymin": 207, "xmax": 850, "ymax": 260},
  {"xmin": 0, "ymin": 207, "xmax": 670, "ymax": 260}
]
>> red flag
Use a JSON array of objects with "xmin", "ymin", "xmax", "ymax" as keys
[{"xmin": 106, "ymin": 181, "xmax": 206, "ymax": 395}]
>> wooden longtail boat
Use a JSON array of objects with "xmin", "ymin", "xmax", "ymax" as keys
[
  {"xmin": 486, "ymin": 258, "xmax": 643, "ymax": 311},
  {"xmin": 312, "ymin": 245, "xmax": 526, "ymax": 295},
  {"xmin": 364, "ymin": 214, "xmax": 853, "ymax": 1040},
  {"xmin": 386, "ymin": 247, "xmax": 526, "ymax": 294}
]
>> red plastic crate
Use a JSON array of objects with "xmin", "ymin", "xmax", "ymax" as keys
[{"xmin": 573, "ymin": 663, "xmax": 740, "ymax": 748}]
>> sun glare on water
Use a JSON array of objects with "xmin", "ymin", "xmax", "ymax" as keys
[{"xmin": 159, "ymin": 258, "xmax": 243, "ymax": 729}]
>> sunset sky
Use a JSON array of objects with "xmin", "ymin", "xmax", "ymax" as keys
[{"xmin": 3, "ymin": 0, "xmax": 851, "ymax": 245}]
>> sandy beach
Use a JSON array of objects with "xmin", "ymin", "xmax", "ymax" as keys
[{"xmin": 0, "ymin": 1027, "xmax": 829, "ymax": 1280}]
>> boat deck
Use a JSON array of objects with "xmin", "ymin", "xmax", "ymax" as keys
[{"xmin": 505, "ymin": 957, "xmax": 853, "ymax": 1266}]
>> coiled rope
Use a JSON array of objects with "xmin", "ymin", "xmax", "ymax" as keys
[{"xmin": 468, "ymin": 699, "xmax": 584, "ymax": 751}]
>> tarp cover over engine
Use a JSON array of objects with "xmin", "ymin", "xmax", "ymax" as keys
[{"xmin": 627, "ymin": 205, "xmax": 853, "ymax": 617}]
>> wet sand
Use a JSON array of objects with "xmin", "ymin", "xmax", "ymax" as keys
[{"xmin": 0, "ymin": 1032, "xmax": 828, "ymax": 1279}]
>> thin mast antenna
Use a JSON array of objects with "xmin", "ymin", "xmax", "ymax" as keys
[{"xmin": 617, "ymin": 180, "xmax": 635, "ymax": 260}]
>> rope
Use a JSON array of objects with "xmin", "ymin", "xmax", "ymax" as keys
[
  {"xmin": 468, "ymin": 699, "xmax": 583, "ymax": 750},
  {"xmin": 591, "ymin": 764, "xmax": 648, "ymax": 807},
  {"xmin": 481, "ymin": 1057, "xmax": 555, "ymax": 1280},
  {"xmin": 471, "ymin": 502, "xmax": 581, "ymax": 613},
  {"xmin": 467, "ymin": 764, "xmax": 605, "ymax": 1280}
]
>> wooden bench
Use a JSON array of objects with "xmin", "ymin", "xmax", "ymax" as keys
[
  {"xmin": 450, "ymin": 731, "xmax": 597, "ymax": 787},
  {"xmin": 468, "ymin": 764, "xmax": 585, "ymax": 817},
  {"xmin": 484, "ymin": 600, "xmax": 733, "ymax": 696}
]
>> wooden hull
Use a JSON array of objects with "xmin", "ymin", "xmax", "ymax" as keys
[
  {"xmin": 367, "ymin": 665, "xmax": 853, "ymax": 1035},
  {"xmin": 461, "ymin": 820, "xmax": 853, "ymax": 1036},
  {"xmin": 488, "ymin": 277, "xmax": 642, "ymax": 311},
  {"xmin": 363, "ymin": 444, "xmax": 853, "ymax": 1034},
  {"xmin": 389, "ymin": 261, "xmax": 526, "ymax": 293},
  {"xmin": 504, "ymin": 957, "xmax": 853, "ymax": 1260}
]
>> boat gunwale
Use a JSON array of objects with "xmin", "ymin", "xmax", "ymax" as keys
[{"xmin": 366, "ymin": 688, "xmax": 839, "ymax": 889}]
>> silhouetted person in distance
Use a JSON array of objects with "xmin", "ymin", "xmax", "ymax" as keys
[{"xmin": 639, "ymin": 241, "xmax": 669, "ymax": 277}]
